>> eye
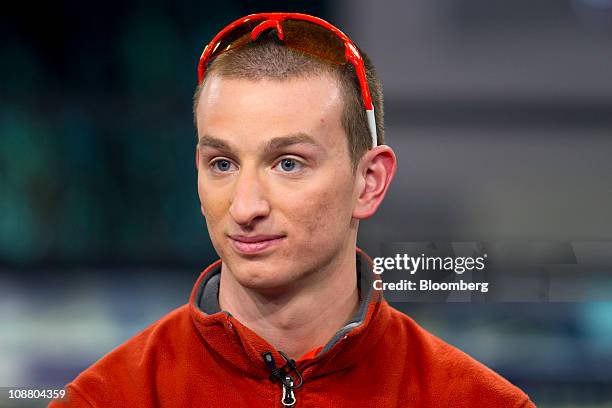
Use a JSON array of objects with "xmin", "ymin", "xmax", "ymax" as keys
[
  {"xmin": 275, "ymin": 158, "xmax": 304, "ymax": 173},
  {"xmin": 210, "ymin": 158, "xmax": 236, "ymax": 173}
]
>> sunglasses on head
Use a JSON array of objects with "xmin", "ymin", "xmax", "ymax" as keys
[{"xmin": 197, "ymin": 13, "xmax": 378, "ymax": 148}]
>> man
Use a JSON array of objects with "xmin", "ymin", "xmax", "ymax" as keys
[{"xmin": 51, "ymin": 13, "xmax": 535, "ymax": 407}]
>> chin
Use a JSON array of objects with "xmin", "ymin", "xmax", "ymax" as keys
[{"xmin": 229, "ymin": 257, "xmax": 298, "ymax": 292}]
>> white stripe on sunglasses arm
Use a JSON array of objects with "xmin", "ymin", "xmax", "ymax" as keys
[{"xmin": 366, "ymin": 108, "xmax": 377, "ymax": 148}]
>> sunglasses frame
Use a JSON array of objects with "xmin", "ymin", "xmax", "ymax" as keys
[{"xmin": 197, "ymin": 13, "xmax": 378, "ymax": 148}]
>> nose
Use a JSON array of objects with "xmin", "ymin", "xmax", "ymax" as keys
[{"xmin": 229, "ymin": 167, "xmax": 270, "ymax": 228}]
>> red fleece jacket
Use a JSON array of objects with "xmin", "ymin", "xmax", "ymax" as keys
[{"xmin": 50, "ymin": 251, "xmax": 535, "ymax": 407}]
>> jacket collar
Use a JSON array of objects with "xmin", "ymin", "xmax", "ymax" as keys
[{"xmin": 189, "ymin": 248, "xmax": 391, "ymax": 379}]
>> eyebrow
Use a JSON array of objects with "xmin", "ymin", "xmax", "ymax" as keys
[
  {"xmin": 198, "ymin": 135, "xmax": 233, "ymax": 151},
  {"xmin": 263, "ymin": 133, "xmax": 322, "ymax": 155},
  {"xmin": 197, "ymin": 133, "xmax": 322, "ymax": 154}
]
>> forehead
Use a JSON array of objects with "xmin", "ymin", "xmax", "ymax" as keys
[{"xmin": 195, "ymin": 74, "xmax": 347, "ymax": 153}]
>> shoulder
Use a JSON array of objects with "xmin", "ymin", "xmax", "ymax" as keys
[
  {"xmin": 51, "ymin": 304, "xmax": 198, "ymax": 407},
  {"xmin": 383, "ymin": 304, "xmax": 535, "ymax": 407},
  {"xmin": 85, "ymin": 304, "xmax": 196, "ymax": 371}
]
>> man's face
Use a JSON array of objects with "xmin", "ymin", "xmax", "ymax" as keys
[{"xmin": 195, "ymin": 73, "xmax": 360, "ymax": 292}]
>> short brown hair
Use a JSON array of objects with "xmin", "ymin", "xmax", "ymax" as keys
[{"xmin": 193, "ymin": 32, "xmax": 384, "ymax": 168}]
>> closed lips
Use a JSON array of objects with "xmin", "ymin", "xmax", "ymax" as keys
[
  {"xmin": 229, "ymin": 235, "xmax": 284, "ymax": 243},
  {"xmin": 228, "ymin": 234, "xmax": 285, "ymax": 255}
]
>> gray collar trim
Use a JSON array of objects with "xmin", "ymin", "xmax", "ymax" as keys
[{"xmin": 194, "ymin": 264, "xmax": 223, "ymax": 315}]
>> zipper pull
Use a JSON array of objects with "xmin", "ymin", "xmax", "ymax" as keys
[
  {"xmin": 282, "ymin": 376, "xmax": 296, "ymax": 406},
  {"xmin": 261, "ymin": 351, "xmax": 303, "ymax": 407}
]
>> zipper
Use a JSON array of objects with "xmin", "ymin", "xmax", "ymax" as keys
[
  {"xmin": 281, "ymin": 375, "xmax": 296, "ymax": 406},
  {"xmin": 262, "ymin": 351, "xmax": 302, "ymax": 407}
]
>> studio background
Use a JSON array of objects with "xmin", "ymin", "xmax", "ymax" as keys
[{"xmin": 1, "ymin": 1, "xmax": 612, "ymax": 407}]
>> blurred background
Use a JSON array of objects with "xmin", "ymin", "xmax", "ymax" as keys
[{"xmin": 1, "ymin": 0, "xmax": 612, "ymax": 407}]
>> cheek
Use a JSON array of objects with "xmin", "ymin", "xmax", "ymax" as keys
[
  {"xmin": 198, "ymin": 178, "xmax": 227, "ymax": 229},
  {"xmin": 197, "ymin": 179, "xmax": 206, "ymax": 216},
  {"xmin": 197, "ymin": 176, "xmax": 208, "ymax": 214},
  {"xmin": 285, "ymin": 174, "xmax": 355, "ymax": 243}
]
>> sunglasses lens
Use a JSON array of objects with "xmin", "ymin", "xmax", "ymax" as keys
[
  {"xmin": 282, "ymin": 20, "xmax": 346, "ymax": 65},
  {"xmin": 206, "ymin": 18, "xmax": 348, "ymax": 69},
  {"xmin": 209, "ymin": 19, "xmax": 262, "ymax": 59}
]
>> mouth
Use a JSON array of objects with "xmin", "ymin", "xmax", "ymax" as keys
[{"xmin": 228, "ymin": 234, "xmax": 285, "ymax": 255}]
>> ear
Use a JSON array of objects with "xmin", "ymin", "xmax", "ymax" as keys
[{"xmin": 353, "ymin": 145, "xmax": 397, "ymax": 219}]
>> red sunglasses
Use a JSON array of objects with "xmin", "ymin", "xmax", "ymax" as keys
[{"xmin": 197, "ymin": 12, "xmax": 378, "ymax": 148}]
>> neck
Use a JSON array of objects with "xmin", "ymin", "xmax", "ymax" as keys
[{"xmin": 218, "ymin": 247, "xmax": 359, "ymax": 360}]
